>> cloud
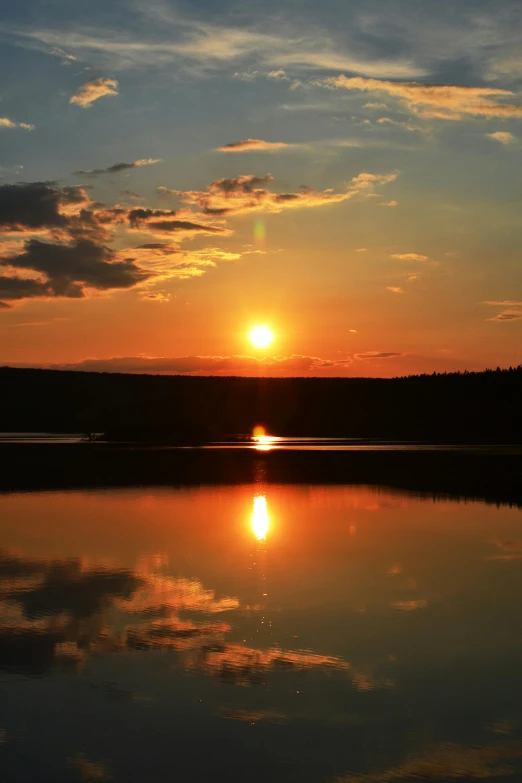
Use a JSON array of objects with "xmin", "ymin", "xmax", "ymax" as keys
[
  {"xmin": 376, "ymin": 117, "xmax": 423, "ymax": 132},
  {"xmin": 140, "ymin": 290, "xmax": 171, "ymax": 303},
  {"xmin": 44, "ymin": 353, "xmax": 353, "ymax": 374},
  {"xmin": 0, "ymin": 182, "xmax": 92, "ymax": 235},
  {"xmin": 488, "ymin": 52, "xmax": 522, "ymax": 80},
  {"xmin": 483, "ymin": 301, "xmax": 522, "ymax": 307},
  {"xmin": 392, "ymin": 253, "xmax": 429, "ymax": 262},
  {"xmin": 336, "ymin": 739, "xmax": 522, "ymax": 782},
  {"xmin": 0, "ymin": 117, "xmax": 34, "ymax": 131},
  {"xmin": 70, "ymin": 77, "xmax": 119, "ymax": 108},
  {"xmin": 355, "ymin": 352, "xmax": 402, "ymax": 360},
  {"xmin": 487, "ymin": 311, "xmax": 522, "ymax": 322},
  {"xmin": 391, "ymin": 600, "xmax": 428, "ymax": 611},
  {"xmin": 483, "ymin": 301, "xmax": 522, "ymax": 322},
  {"xmin": 127, "ymin": 207, "xmax": 229, "ymax": 238},
  {"xmin": 49, "ymin": 47, "xmax": 77, "ymax": 65},
  {"xmin": 355, "ymin": 248, "xmax": 367, "ymax": 252},
  {"xmin": 487, "ymin": 131, "xmax": 516, "ymax": 144},
  {"xmin": 121, "ymin": 191, "xmax": 144, "ymax": 201},
  {"xmin": 387, "ymin": 287, "xmax": 403, "ymax": 294},
  {"xmin": 316, "ymin": 75, "xmax": 522, "ymax": 120},
  {"xmin": 217, "ymin": 139, "xmax": 293, "ymax": 153},
  {"xmin": 11, "ymin": 20, "xmax": 426, "ymax": 80},
  {"xmin": 0, "ymin": 239, "xmax": 150, "ymax": 301},
  {"xmin": 0, "ymin": 165, "xmax": 395, "ymax": 306},
  {"xmin": 364, "ymin": 102, "xmax": 388, "ymax": 109},
  {"xmin": 0, "ymin": 183, "xmax": 226, "ymax": 248},
  {"xmin": 73, "ymin": 158, "xmax": 161, "ymax": 176},
  {"xmin": 160, "ymin": 171, "xmax": 397, "ymax": 218},
  {"xmin": 0, "ymin": 546, "xmax": 383, "ymax": 691},
  {"xmin": 380, "ymin": 200, "xmax": 398, "ymax": 207}
]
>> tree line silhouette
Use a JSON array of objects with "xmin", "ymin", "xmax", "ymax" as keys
[{"xmin": 1, "ymin": 365, "xmax": 521, "ymax": 443}]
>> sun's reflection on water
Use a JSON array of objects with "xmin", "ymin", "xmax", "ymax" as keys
[
  {"xmin": 251, "ymin": 495, "xmax": 269, "ymax": 541},
  {"xmin": 251, "ymin": 425, "xmax": 277, "ymax": 451}
]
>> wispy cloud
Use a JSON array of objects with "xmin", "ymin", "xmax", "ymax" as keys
[
  {"xmin": 355, "ymin": 352, "xmax": 403, "ymax": 360},
  {"xmin": 70, "ymin": 76, "xmax": 119, "ymax": 108},
  {"xmin": 316, "ymin": 76, "xmax": 522, "ymax": 120},
  {"xmin": 487, "ymin": 311, "xmax": 522, "ymax": 322},
  {"xmin": 486, "ymin": 131, "xmax": 516, "ymax": 144},
  {"xmin": 0, "ymin": 117, "xmax": 34, "ymax": 131},
  {"xmin": 217, "ymin": 139, "xmax": 294, "ymax": 153},
  {"xmin": 387, "ymin": 287, "xmax": 403, "ymax": 294},
  {"xmin": 484, "ymin": 300, "xmax": 522, "ymax": 322},
  {"xmin": 484, "ymin": 300, "xmax": 522, "ymax": 306},
  {"xmin": 376, "ymin": 117, "xmax": 424, "ymax": 133},
  {"xmin": 392, "ymin": 253, "xmax": 429, "ymax": 262},
  {"xmin": 73, "ymin": 158, "xmax": 161, "ymax": 176},
  {"xmin": 9, "ymin": 20, "xmax": 426, "ymax": 80}
]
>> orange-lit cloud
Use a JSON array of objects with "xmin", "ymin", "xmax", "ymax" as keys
[
  {"xmin": 487, "ymin": 131, "xmax": 516, "ymax": 144},
  {"xmin": 217, "ymin": 139, "xmax": 293, "ymax": 152},
  {"xmin": 484, "ymin": 300, "xmax": 522, "ymax": 306},
  {"xmin": 70, "ymin": 76, "xmax": 119, "ymax": 108},
  {"xmin": 159, "ymin": 170, "xmax": 397, "ymax": 217},
  {"xmin": 115, "ymin": 569, "xmax": 239, "ymax": 615},
  {"xmin": 487, "ymin": 311, "xmax": 522, "ymax": 322},
  {"xmin": 0, "ymin": 117, "xmax": 34, "ymax": 131},
  {"xmin": 317, "ymin": 75, "xmax": 522, "ymax": 120},
  {"xmin": 390, "ymin": 600, "xmax": 428, "ymax": 610},
  {"xmin": 392, "ymin": 253, "xmax": 430, "ymax": 261},
  {"xmin": 0, "ymin": 169, "xmax": 396, "ymax": 305}
]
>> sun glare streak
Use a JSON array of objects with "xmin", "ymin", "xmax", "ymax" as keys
[
  {"xmin": 248, "ymin": 325, "xmax": 274, "ymax": 349},
  {"xmin": 252, "ymin": 425, "xmax": 276, "ymax": 451},
  {"xmin": 251, "ymin": 495, "xmax": 269, "ymax": 541}
]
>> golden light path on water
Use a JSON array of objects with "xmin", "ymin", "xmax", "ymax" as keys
[{"xmin": 251, "ymin": 495, "xmax": 269, "ymax": 541}]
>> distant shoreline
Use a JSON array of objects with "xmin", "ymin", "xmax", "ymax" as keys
[{"xmin": 1, "ymin": 442, "xmax": 521, "ymax": 508}]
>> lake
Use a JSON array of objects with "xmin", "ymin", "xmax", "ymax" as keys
[{"xmin": 1, "ymin": 483, "xmax": 522, "ymax": 782}]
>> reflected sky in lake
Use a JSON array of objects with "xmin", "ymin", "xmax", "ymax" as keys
[{"xmin": 1, "ymin": 484, "xmax": 522, "ymax": 782}]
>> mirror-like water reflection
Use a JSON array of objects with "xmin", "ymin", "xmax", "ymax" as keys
[{"xmin": 1, "ymin": 484, "xmax": 522, "ymax": 782}]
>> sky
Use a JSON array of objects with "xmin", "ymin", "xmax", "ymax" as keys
[{"xmin": 0, "ymin": 0, "xmax": 521, "ymax": 377}]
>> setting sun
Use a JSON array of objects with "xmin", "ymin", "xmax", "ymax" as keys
[{"xmin": 249, "ymin": 325, "xmax": 274, "ymax": 350}]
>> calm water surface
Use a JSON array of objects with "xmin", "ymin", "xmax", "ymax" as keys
[{"xmin": 1, "ymin": 484, "xmax": 522, "ymax": 782}]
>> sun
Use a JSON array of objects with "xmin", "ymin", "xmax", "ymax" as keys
[{"xmin": 248, "ymin": 325, "xmax": 274, "ymax": 350}]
